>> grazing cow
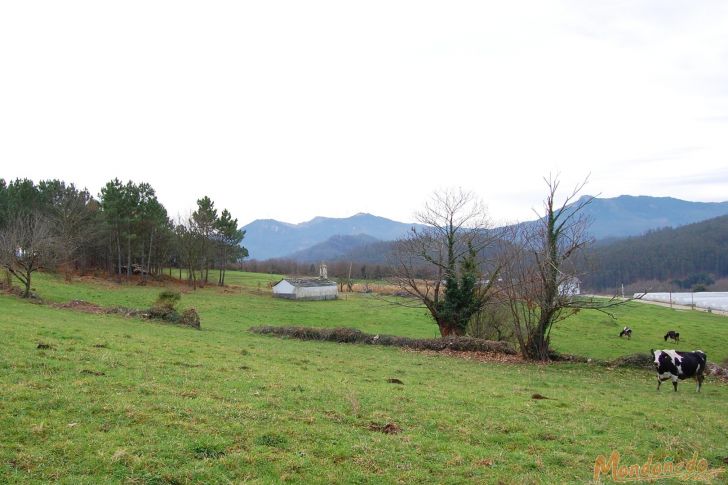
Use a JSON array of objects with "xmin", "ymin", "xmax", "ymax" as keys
[
  {"xmin": 664, "ymin": 330, "xmax": 680, "ymax": 343},
  {"xmin": 651, "ymin": 349, "xmax": 707, "ymax": 392},
  {"xmin": 619, "ymin": 326, "xmax": 632, "ymax": 339}
]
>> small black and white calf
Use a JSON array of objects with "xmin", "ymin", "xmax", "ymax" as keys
[
  {"xmin": 619, "ymin": 326, "xmax": 632, "ymax": 338},
  {"xmin": 664, "ymin": 330, "xmax": 680, "ymax": 343},
  {"xmin": 651, "ymin": 349, "xmax": 707, "ymax": 392}
]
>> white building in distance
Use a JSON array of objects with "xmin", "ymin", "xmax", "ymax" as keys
[
  {"xmin": 559, "ymin": 277, "xmax": 581, "ymax": 296},
  {"xmin": 272, "ymin": 278, "xmax": 338, "ymax": 301}
]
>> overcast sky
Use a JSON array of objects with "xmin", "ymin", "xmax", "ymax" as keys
[{"xmin": 2, "ymin": 1, "xmax": 727, "ymax": 227}]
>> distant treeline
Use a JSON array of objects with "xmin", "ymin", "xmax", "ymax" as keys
[
  {"xmin": 241, "ymin": 258, "xmax": 395, "ymax": 280},
  {"xmin": 243, "ymin": 234, "xmax": 504, "ymax": 282},
  {"xmin": 0, "ymin": 178, "xmax": 246, "ymax": 288},
  {"xmin": 581, "ymin": 215, "xmax": 728, "ymax": 291}
]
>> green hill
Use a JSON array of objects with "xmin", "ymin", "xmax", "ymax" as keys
[{"xmin": 2, "ymin": 271, "xmax": 727, "ymax": 483}]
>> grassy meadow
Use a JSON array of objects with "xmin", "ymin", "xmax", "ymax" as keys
[{"xmin": 1, "ymin": 271, "xmax": 727, "ymax": 484}]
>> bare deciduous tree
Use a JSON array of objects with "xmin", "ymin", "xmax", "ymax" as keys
[
  {"xmin": 500, "ymin": 176, "xmax": 623, "ymax": 360},
  {"xmin": 47, "ymin": 185, "xmax": 99, "ymax": 280},
  {"xmin": 0, "ymin": 213, "xmax": 56, "ymax": 298},
  {"xmin": 390, "ymin": 189, "xmax": 501, "ymax": 337}
]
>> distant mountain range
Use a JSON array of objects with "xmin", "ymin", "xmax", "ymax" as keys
[
  {"xmin": 241, "ymin": 196, "xmax": 728, "ymax": 261},
  {"xmin": 241, "ymin": 213, "xmax": 425, "ymax": 260},
  {"xmin": 574, "ymin": 195, "xmax": 728, "ymax": 240}
]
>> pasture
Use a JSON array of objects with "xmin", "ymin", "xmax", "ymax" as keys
[{"xmin": 1, "ymin": 271, "xmax": 727, "ymax": 484}]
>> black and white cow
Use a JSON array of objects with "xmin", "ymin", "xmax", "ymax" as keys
[
  {"xmin": 651, "ymin": 349, "xmax": 707, "ymax": 392},
  {"xmin": 619, "ymin": 326, "xmax": 632, "ymax": 339},
  {"xmin": 664, "ymin": 330, "xmax": 680, "ymax": 343}
]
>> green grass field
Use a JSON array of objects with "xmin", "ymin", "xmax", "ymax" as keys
[{"xmin": 1, "ymin": 271, "xmax": 727, "ymax": 484}]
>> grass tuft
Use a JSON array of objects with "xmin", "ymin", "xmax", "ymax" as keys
[
  {"xmin": 254, "ymin": 433, "xmax": 288, "ymax": 448},
  {"xmin": 190, "ymin": 439, "xmax": 228, "ymax": 459}
]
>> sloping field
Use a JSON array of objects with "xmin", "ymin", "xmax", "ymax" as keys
[{"xmin": 1, "ymin": 272, "xmax": 727, "ymax": 483}]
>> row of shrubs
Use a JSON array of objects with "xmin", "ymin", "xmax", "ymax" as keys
[
  {"xmin": 51, "ymin": 290, "xmax": 201, "ymax": 329},
  {"xmin": 249, "ymin": 325, "xmax": 517, "ymax": 354},
  {"xmin": 548, "ymin": 351, "xmax": 655, "ymax": 368},
  {"xmin": 249, "ymin": 327, "xmax": 679, "ymax": 369}
]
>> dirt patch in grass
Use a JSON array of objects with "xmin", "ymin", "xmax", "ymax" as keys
[
  {"xmin": 52, "ymin": 300, "xmax": 107, "ymax": 313},
  {"xmin": 707, "ymin": 363, "xmax": 728, "ymax": 382},
  {"xmin": 46, "ymin": 299, "xmax": 201, "ymax": 329},
  {"xmin": 80, "ymin": 369, "xmax": 106, "ymax": 376},
  {"xmin": 401, "ymin": 347, "xmax": 524, "ymax": 364},
  {"xmin": 368, "ymin": 422, "xmax": 402, "ymax": 434},
  {"xmin": 75, "ymin": 274, "xmax": 194, "ymax": 291},
  {"xmin": 50, "ymin": 300, "xmax": 146, "ymax": 318}
]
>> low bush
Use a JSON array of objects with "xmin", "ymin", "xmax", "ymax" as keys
[
  {"xmin": 155, "ymin": 290, "xmax": 181, "ymax": 310},
  {"xmin": 608, "ymin": 353, "xmax": 653, "ymax": 369},
  {"xmin": 466, "ymin": 302, "xmax": 514, "ymax": 343},
  {"xmin": 148, "ymin": 305, "xmax": 178, "ymax": 321},
  {"xmin": 180, "ymin": 308, "xmax": 200, "ymax": 329},
  {"xmin": 547, "ymin": 351, "xmax": 592, "ymax": 363}
]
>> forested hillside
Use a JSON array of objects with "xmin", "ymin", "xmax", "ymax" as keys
[
  {"xmin": 286, "ymin": 234, "xmax": 380, "ymax": 262},
  {"xmin": 582, "ymin": 215, "xmax": 728, "ymax": 291}
]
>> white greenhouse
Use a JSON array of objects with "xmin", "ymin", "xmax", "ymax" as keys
[{"xmin": 634, "ymin": 292, "xmax": 728, "ymax": 313}]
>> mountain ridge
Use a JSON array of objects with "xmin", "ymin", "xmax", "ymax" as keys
[
  {"xmin": 241, "ymin": 195, "xmax": 728, "ymax": 261},
  {"xmin": 242, "ymin": 212, "xmax": 425, "ymax": 260}
]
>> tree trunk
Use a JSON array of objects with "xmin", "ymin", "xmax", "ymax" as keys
[
  {"xmin": 525, "ymin": 315, "xmax": 553, "ymax": 361},
  {"xmin": 188, "ymin": 263, "xmax": 197, "ymax": 289},
  {"xmin": 116, "ymin": 233, "xmax": 122, "ymax": 281},
  {"xmin": 438, "ymin": 323, "xmax": 465, "ymax": 337},
  {"xmin": 218, "ymin": 246, "xmax": 225, "ymax": 286},
  {"xmin": 146, "ymin": 230, "xmax": 154, "ymax": 280},
  {"xmin": 126, "ymin": 232, "xmax": 132, "ymax": 280},
  {"xmin": 23, "ymin": 274, "xmax": 31, "ymax": 298},
  {"xmin": 140, "ymin": 245, "xmax": 146, "ymax": 285}
]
